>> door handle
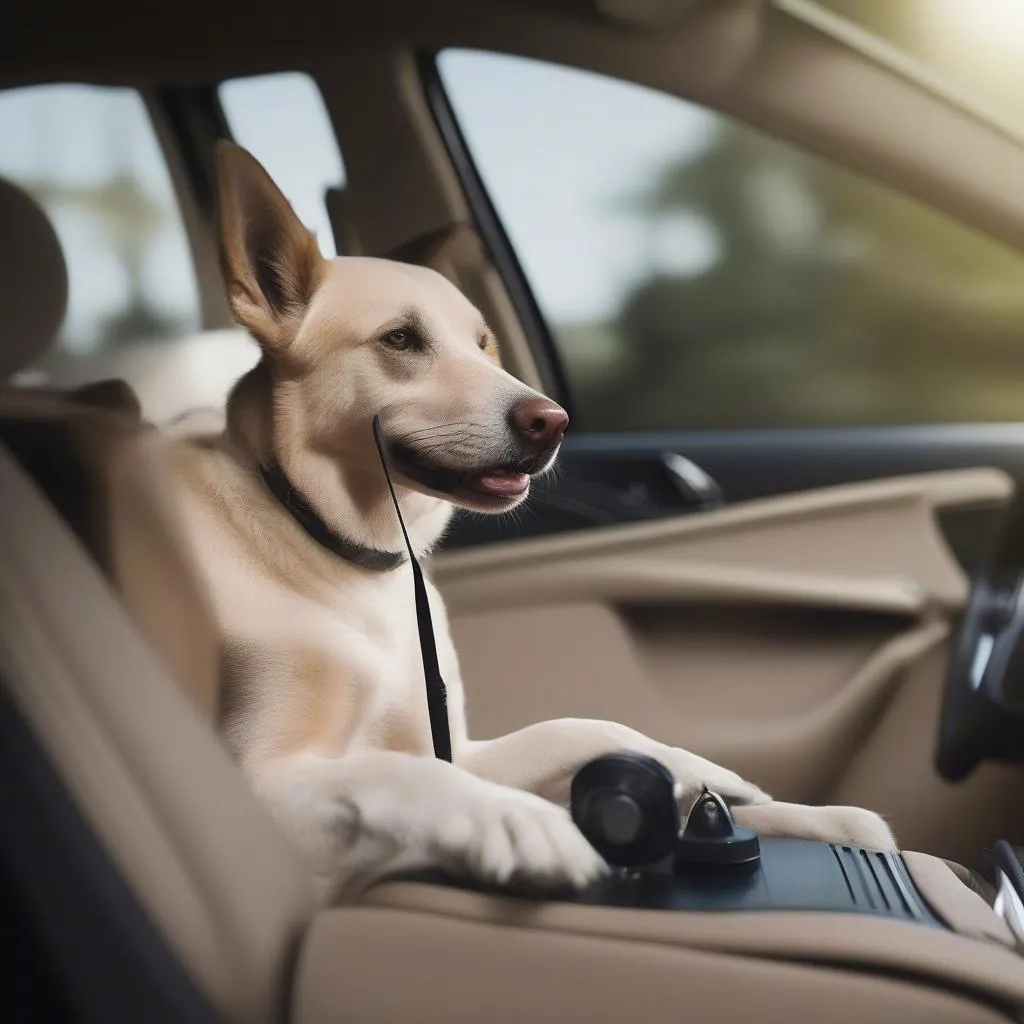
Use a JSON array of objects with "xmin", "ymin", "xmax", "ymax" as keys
[{"xmin": 660, "ymin": 452, "xmax": 725, "ymax": 510}]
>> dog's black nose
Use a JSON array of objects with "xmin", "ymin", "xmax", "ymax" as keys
[{"xmin": 508, "ymin": 397, "xmax": 568, "ymax": 450}]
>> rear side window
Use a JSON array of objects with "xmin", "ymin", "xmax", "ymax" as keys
[
  {"xmin": 0, "ymin": 84, "xmax": 201, "ymax": 381},
  {"xmin": 219, "ymin": 72, "xmax": 347, "ymax": 258},
  {"xmin": 438, "ymin": 49, "xmax": 1024, "ymax": 431}
]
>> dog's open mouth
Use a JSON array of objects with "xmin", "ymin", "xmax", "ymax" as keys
[{"xmin": 389, "ymin": 441, "xmax": 544, "ymax": 504}]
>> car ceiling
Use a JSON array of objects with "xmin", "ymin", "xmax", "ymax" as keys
[{"xmin": 2, "ymin": 0, "xmax": 642, "ymax": 85}]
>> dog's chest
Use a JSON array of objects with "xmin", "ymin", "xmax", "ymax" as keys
[
  {"xmin": 171, "ymin": 470, "xmax": 456, "ymax": 762},
  {"xmin": 221, "ymin": 567, "xmax": 444, "ymax": 761},
  {"xmin": 331, "ymin": 575, "xmax": 444, "ymax": 752}
]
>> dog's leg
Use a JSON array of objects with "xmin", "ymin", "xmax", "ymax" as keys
[
  {"xmin": 457, "ymin": 718, "xmax": 771, "ymax": 810},
  {"xmin": 731, "ymin": 800, "xmax": 897, "ymax": 851},
  {"xmin": 458, "ymin": 719, "xmax": 897, "ymax": 852},
  {"xmin": 252, "ymin": 749, "xmax": 607, "ymax": 903}
]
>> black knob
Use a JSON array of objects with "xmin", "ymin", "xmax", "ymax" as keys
[
  {"xmin": 570, "ymin": 753, "xmax": 679, "ymax": 867},
  {"xmin": 675, "ymin": 788, "xmax": 760, "ymax": 868}
]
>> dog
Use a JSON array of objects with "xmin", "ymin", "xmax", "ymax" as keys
[{"xmin": 167, "ymin": 142, "xmax": 896, "ymax": 903}]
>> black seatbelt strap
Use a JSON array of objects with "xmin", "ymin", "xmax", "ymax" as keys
[{"xmin": 372, "ymin": 415, "xmax": 452, "ymax": 762}]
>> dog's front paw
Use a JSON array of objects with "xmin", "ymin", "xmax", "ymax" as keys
[
  {"xmin": 653, "ymin": 746, "xmax": 771, "ymax": 809},
  {"xmin": 732, "ymin": 801, "xmax": 897, "ymax": 852},
  {"xmin": 812, "ymin": 805, "xmax": 898, "ymax": 851},
  {"xmin": 435, "ymin": 784, "xmax": 609, "ymax": 889}
]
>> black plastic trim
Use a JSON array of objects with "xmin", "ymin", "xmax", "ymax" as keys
[
  {"xmin": 151, "ymin": 84, "xmax": 233, "ymax": 223},
  {"xmin": 0, "ymin": 677, "xmax": 218, "ymax": 1024},
  {"xmin": 562, "ymin": 423, "xmax": 1024, "ymax": 452},
  {"xmin": 558, "ymin": 424, "xmax": 1024, "ymax": 504},
  {"xmin": 396, "ymin": 838, "xmax": 942, "ymax": 924},
  {"xmin": 418, "ymin": 51, "xmax": 573, "ymax": 417},
  {"xmin": 991, "ymin": 840, "xmax": 1024, "ymax": 904}
]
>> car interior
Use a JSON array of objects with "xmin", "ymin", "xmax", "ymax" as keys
[{"xmin": 3, "ymin": 0, "xmax": 1024, "ymax": 1021}]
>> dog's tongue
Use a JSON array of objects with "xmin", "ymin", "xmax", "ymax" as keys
[{"xmin": 473, "ymin": 470, "xmax": 529, "ymax": 497}]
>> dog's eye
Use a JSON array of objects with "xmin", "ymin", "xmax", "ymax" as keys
[
  {"xmin": 382, "ymin": 328, "xmax": 415, "ymax": 351},
  {"xmin": 478, "ymin": 336, "xmax": 489, "ymax": 351}
]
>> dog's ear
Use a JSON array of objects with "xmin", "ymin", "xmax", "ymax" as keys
[
  {"xmin": 379, "ymin": 223, "xmax": 478, "ymax": 278},
  {"xmin": 214, "ymin": 140, "xmax": 325, "ymax": 350}
]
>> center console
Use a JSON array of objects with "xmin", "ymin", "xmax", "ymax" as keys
[
  {"xmin": 313, "ymin": 754, "xmax": 1024, "ymax": 1024},
  {"xmin": 296, "ymin": 500, "xmax": 1024, "ymax": 1023},
  {"xmin": 406, "ymin": 754, "xmax": 948, "ymax": 926}
]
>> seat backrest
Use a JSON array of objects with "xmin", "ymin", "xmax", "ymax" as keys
[
  {"xmin": 0, "ymin": 421, "xmax": 317, "ymax": 1024},
  {"xmin": 0, "ymin": 175, "xmax": 222, "ymax": 719},
  {"xmin": 0, "ymin": 385, "xmax": 221, "ymax": 719},
  {"xmin": 0, "ymin": 178, "xmax": 316, "ymax": 1024},
  {"xmin": 0, "ymin": 173, "xmax": 221, "ymax": 719}
]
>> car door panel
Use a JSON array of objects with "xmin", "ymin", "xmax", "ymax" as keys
[
  {"xmin": 433, "ymin": 468, "xmax": 1024, "ymax": 865},
  {"xmin": 442, "ymin": 427, "xmax": 1024, "ymax": 577}
]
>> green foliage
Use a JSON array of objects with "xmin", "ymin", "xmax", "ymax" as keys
[{"xmin": 567, "ymin": 125, "xmax": 1024, "ymax": 431}]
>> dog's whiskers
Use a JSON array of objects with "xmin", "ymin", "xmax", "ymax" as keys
[
  {"xmin": 401, "ymin": 420, "xmax": 480, "ymax": 438},
  {"xmin": 415, "ymin": 443, "xmax": 492, "ymax": 461},
  {"xmin": 399, "ymin": 422, "xmax": 488, "ymax": 444},
  {"xmin": 411, "ymin": 432, "xmax": 482, "ymax": 447}
]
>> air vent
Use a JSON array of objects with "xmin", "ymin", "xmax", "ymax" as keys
[{"xmin": 831, "ymin": 845, "xmax": 929, "ymax": 921}]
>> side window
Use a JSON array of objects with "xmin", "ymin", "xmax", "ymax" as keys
[
  {"xmin": 0, "ymin": 84, "xmax": 201, "ymax": 382},
  {"xmin": 219, "ymin": 72, "xmax": 347, "ymax": 258},
  {"xmin": 437, "ymin": 50, "xmax": 1024, "ymax": 431}
]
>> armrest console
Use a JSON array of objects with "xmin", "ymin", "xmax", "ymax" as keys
[{"xmin": 293, "ymin": 849, "xmax": 1024, "ymax": 1024}]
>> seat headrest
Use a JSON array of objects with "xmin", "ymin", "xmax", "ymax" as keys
[{"xmin": 0, "ymin": 179, "xmax": 69, "ymax": 377}]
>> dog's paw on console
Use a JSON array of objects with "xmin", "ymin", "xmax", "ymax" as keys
[
  {"xmin": 392, "ymin": 753, "xmax": 926, "ymax": 924},
  {"xmin": 433, "ymin": 778, "xmax": 608, "ymax": 891},
  {"xmin": 732, "ymin": 800, "xmax": 897, "ymax": 853},
  {"xmin": 648, "ymin": 744, "xmax": 772, "ymax": 808}
]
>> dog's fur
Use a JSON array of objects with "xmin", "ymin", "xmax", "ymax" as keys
[{"xmin": 167, "ymin": 143, "xmax": 896, "ymax": 903}]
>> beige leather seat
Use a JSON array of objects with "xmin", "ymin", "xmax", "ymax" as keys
[
  {"xmin": 0, "ymin": 177, "xmax": 315, "ymax": 1023},
  {"xmin": 2, "ymin": 178, "xmax": 1022, "ymax": 1024}
]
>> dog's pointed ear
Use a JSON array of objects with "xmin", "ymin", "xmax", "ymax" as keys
[
  {"xmin": 215, "ymin": 140, "xmax": 325, "ymax": 349},
  {"xmin": 379, "ymin": 223, "xmax": 477, "ymax": 276}
]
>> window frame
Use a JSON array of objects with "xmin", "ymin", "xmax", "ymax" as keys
[
  {"xmin": 417, "ymin": 52, "xmax": 574, "ymax": 419},
  {"xmin": 150, "ymin": 75, "xmax": 350, "ymax": 332},
  {"xmin": 146, "ymin": 84, "xmax": 235, "ymax": 331}
]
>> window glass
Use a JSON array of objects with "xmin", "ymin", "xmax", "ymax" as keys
[
  {"xmin": 219, "ymin": 72, "xmax": 347, "ymax": 258},
  {"xmin": 0, "ymin": 83, "xmax": 201, "ymax": 380},
  {"xmin": 438, "ymin": 49, "xmax": 1024, "ymax": 431}
]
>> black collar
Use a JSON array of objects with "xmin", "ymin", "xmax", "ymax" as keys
[{"xmin": 258, "ymin": 460, "xmax": 406, "ymax": 572}]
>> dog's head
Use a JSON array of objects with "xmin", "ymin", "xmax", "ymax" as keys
[{"xmin": 216, "ymin": 142, "xmax": 566, "ymax": 516}]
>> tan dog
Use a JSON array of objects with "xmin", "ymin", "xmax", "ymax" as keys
[{"xmin": 168, "ymin": 142, "xmax": 895, "ymax": 903}]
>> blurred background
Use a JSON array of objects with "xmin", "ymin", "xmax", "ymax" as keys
[{"xmin": 2, "ymin": 0, "xmax": 1024, "ymax": 431}]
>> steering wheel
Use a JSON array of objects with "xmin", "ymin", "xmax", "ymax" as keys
[{"xmin": 936, "ymin": 491, "xmax": 1024, "ymax": 781}]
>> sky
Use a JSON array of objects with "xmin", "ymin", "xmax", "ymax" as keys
[{"xmin": 439, "ymin": 51, "xmax": 720, "ymax": 323}]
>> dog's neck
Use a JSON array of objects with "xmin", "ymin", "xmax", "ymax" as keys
[{"xmin": 225, "ymin": 363, "xmax": 453, "ymax": 566}]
